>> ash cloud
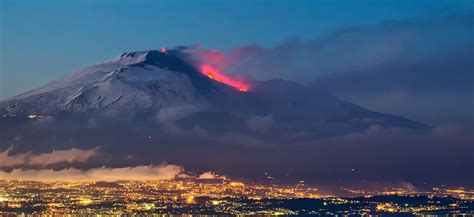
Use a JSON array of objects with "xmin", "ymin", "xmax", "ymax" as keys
[
  {"xmin": 218, "ymin": 13, "xmax": 474, "ymax": 125},
  {"xmin": 229, "ymin": 14, "xmax": 473, "ymax": 84}
]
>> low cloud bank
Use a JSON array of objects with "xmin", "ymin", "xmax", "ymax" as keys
[
  {"xmin": 0, "ymin": 165, "xmax": 184, "ymax": 182},
  {"xmin": 198, "ymin": 171, "xmax": 226, "ymax": 180},
  {"xmin": 0, "ymin": 147, "xmax": 99, "ymax": 168}
]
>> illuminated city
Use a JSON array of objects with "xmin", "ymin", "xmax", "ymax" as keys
[{"xmin": 0, "ymin": 178, "xmax": 473, "ymax": 215}]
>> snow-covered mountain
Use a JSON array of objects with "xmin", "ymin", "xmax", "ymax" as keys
[
  {"xmin": 0, "ymin": 50, "xmax": 212, "ymax": 116},
  {"xmin": 0, "ymin": 49, "xmax": 427, "ymax": 131}
]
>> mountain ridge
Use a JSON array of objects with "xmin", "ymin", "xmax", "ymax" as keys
[{"xmin": 0, "ymin": 49, "xmax": 429, "ymax": 131}]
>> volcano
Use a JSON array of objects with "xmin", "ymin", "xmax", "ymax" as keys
[
  {"xmin": 0, "ymin": 49, "xmax": 427, "ymax": 134},
  {"xmin": 0, "ymin": 48, "xmax": 432, "ymax": 183}
]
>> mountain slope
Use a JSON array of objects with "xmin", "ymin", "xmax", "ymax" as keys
[
  {"xmin": 0, "ymin": 50, "xmax": 211, "ymax": 116},
  {"xmin": 0, "ymin": 49, "xmax": 428, "ymax": 132}
]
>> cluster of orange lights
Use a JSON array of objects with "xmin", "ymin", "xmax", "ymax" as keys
[{"xmin": 200, "ymin": 64, "xmax": 249, "ymax": 92}]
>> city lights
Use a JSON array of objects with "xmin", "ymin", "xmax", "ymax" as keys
[{"xmin": 0, "ymin": 179, "xmax": 472, "ymax": 215}]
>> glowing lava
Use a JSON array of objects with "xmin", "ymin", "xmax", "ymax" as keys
[{"xmin": 200, "ymin": 64, "xmax": 249, "ymax": 92}]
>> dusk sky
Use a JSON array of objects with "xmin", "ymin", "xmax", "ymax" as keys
[{"xmin": 1, "ymin": 0, "xmax": 472, "ymax": 100}]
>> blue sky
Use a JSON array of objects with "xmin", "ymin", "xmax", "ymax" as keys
[{"xmin": 0, "ymin": 0, "xmax": 472, "ymax": 99}]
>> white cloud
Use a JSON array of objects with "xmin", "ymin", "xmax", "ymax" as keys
[
  {"xmin": 0, "ymin": 147, "xmax": 99, "ymax": 168},
  {"xmin": 198, "ymin": 171, "xmax": 225, "ymax": 180},
  {"xmin": 0, "ymin": 165, "xmax": 184, "ymax": 182}
]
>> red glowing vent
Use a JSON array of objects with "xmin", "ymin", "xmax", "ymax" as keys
[{"xmin": 200, "ymin": 64, "xmax": 249, "ymax": 92}]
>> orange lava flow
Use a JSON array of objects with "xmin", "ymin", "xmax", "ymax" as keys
[{"xmin": 200, "ymin": 64, "xmax": 249, "ymax": 92}]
